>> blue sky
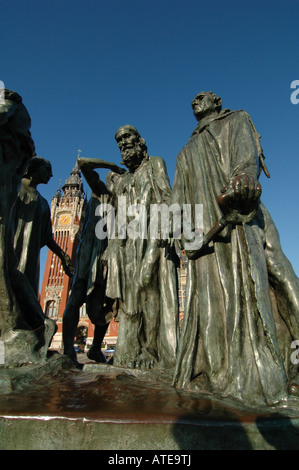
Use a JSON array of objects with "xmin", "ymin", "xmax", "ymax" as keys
[{"xmin": 1, "ymin": 0, "xmax": 299, "ymax": 280}]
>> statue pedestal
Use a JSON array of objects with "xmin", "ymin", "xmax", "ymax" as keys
[{"xmin": 0, "ymin": 355, "xmax": 299, "ymax": 450}]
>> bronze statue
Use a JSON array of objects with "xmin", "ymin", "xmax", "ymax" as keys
[
  {"xmin": 13, "ymin": 157, "xmax": 74, "ymax": 297},
  {"xmin": 62, "ymin": 158, "xmax": 123, "ymax": 366},
  {"xmin": 73, "ymin": 126, "xmax": 179, "ymax": 370},
  {"xmin": 103, "ymin": 125, "xmax": 179, "ymax": 369},
  {"xmin": 172, "ymin": 91, "xmax": 299, "ymax": 406},
  {"xmin": 0, "ymin": 90, "xmax": 56, "ymax": 365}
]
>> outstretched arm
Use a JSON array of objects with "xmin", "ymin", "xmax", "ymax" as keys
[
  {"xmin": 77, "ymin": 157, "xmax": 125, "ymax": 196},
  {"xmin": 78, "ymin": 157, "xmax": 125, "ymax": 174}
]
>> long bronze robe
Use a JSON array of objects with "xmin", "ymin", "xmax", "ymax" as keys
[
  {"xmin": 103, "ymin": 156, "xmax": 179, "ymax": 369},
  {"xmin": 13, "ymin": 183, "xmax": 53, "ymax": 296},
  {"xmin": 172, "ymin": 109, "xmax": 299, "ymax": 406}
]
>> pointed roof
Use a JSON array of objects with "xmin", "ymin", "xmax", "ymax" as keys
[
  {"xmin": 62, "ymin": 152, "xmax": 85, "ymax": 197},
  {"xmin": 63, "ymin": 160, "xmax": 80, "ymax": 187}
]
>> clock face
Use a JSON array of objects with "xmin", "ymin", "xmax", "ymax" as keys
[{"xmin": 59, "ymin": 215, "xmax": 71, "ymax": 225}]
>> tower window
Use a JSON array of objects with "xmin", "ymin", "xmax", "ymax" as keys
[
  {"xmin": 46, "ymin": 300, "xmax": 58, "ymax": 318},
  {"xmin": 79, "ymin": 303, "xmax": 86, "ymax": 317}
]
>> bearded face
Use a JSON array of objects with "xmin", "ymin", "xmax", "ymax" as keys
[
  {"xmin": 115, "ymin": 127, "xmax": 148, "ymax": 171},
  {"xmin": 121, "ymin": 142, "xmax": 145, "ymax": 168}
]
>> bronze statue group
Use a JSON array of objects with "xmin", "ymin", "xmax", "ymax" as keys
[{"xmin": 2, "ymin": 88, "xmax": 299, "ymax": 407}]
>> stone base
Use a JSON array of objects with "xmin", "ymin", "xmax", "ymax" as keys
[{"xmin": 0, "ymin": 356, "xmax": 299, "ymax": 450}]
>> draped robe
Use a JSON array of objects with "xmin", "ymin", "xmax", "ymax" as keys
[
  {"xmin": 13, "ymin": 183, "xmax": 53, "ymax": 296},
  {"xmin": 103, "ymin": 156, "xmax": 179, "ymax": 368},
  {"xmin": 172, "ymin": 110, "xmax": 299, "ymax": 406}
]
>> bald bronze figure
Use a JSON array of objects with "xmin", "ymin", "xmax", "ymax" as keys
[{"xmin": 172, "ymin": 91, "xmax": 299, "ymax": 406}]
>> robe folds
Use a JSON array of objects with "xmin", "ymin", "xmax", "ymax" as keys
[
  {"xmin": 68, "ymin": 192, "xmax": 113, "ymax": 326},
  {"xmin": 13, "ymin": 183, "xmax": 53, "ymax": 296},
  {"xmin": 103, "ymin": 156, "xmax": 179, "ymax": 368},
  {"xmin": 74, "ymin": 194, "xmax": 107, "ymax": 296},
  {"xmin": 172, "ymin": 110, "xmax": 299, "ymax": 406}
]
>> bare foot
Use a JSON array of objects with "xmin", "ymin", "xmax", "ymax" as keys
[
  {"xmin": 113, "ymin": 352, "xmax": 137, "ymax": 368},
  {"xmin": 133, "ymin": 350, "xmax": 157, "ymax": 369}
]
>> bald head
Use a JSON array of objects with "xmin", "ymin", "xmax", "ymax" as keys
[
  {"xmin": 115, "ymin": 125, "xmax": 140, "ymax": 141},
  {"xmin": 192, "ymin": 91, "xmax": 222, "ymax": 121}
]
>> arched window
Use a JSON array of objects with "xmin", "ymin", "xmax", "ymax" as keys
[
  {"xmin": 46, "ymin": 300, "xmax": 58, "ymax": 318},
  {"xmin": 79, "ymin": 303, "xmax": 86, "ymax": 317}
]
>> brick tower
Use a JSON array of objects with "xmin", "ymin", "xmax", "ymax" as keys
[{"xmin": 39, "ymin": 159, "xmax": 86, "ymax": 349}]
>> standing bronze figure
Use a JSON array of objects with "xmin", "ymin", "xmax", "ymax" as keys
[
  {"xmin": 104, "ymin": 125, "xmax": 179, "ymax": 369},
  {"xmin": 0, "ymin": 90, "xmax": 56, "ymax": 365},
  {"xmin": 62, "ymin": 158, "xmax": 122, "ymax": 366},
  {"xmin": 172, "ymin": 91, "xmax": 299, "ymax": 406},
  {"xmin": 13, "ymin": 157, "xmax": 73, "ymax": 297},
  {"xmin": 73, "ymin": 126, "xmax": 179, "ymax": 370}
]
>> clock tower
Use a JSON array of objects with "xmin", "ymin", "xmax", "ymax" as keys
[{"xmin": 39, "ymin": 160, "xmax": 87, "ymax": 348}]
